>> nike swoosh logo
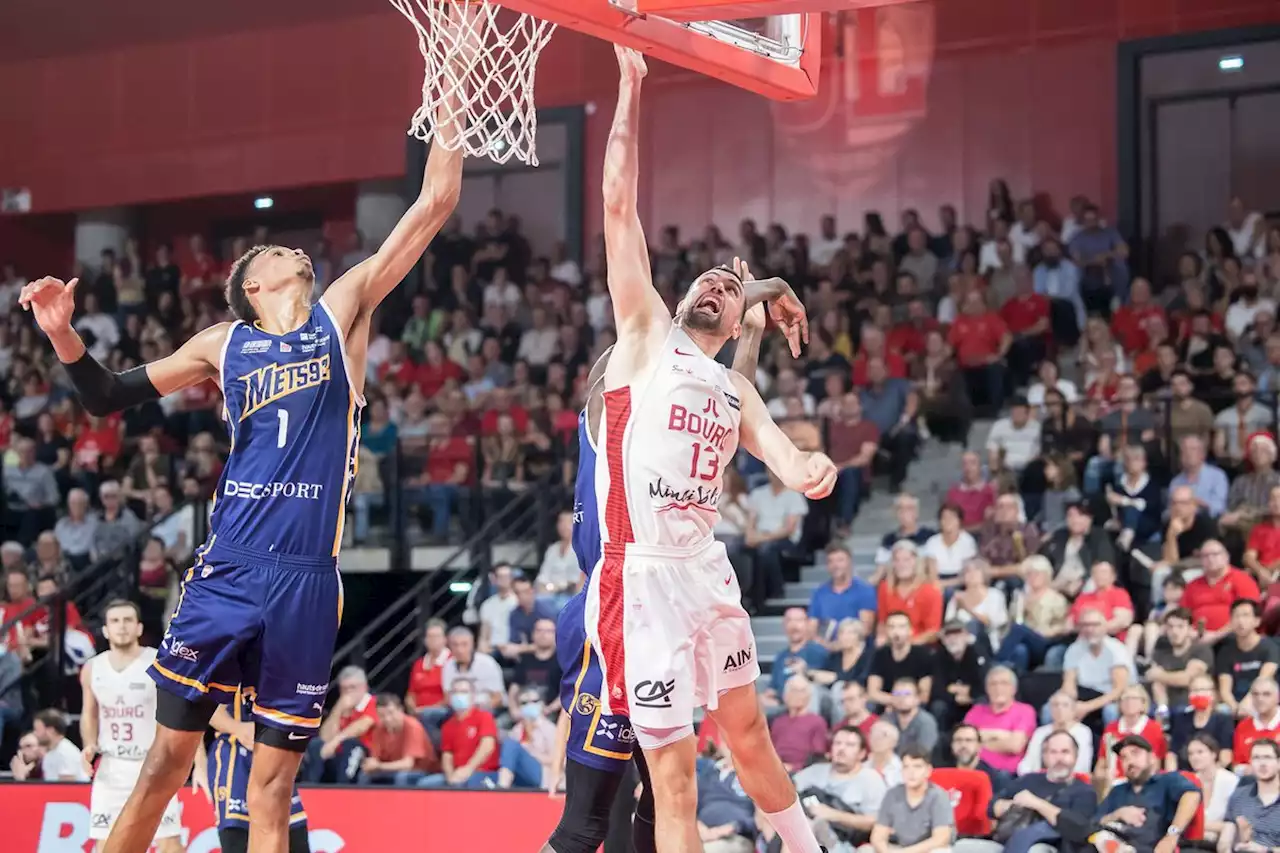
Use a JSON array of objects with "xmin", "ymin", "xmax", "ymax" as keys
[
  {"xmin": 724, "ymin": 574, "xmax": 733, "ymax": 586},
  {"xmin": 287, "ymin": 733, "xmax": 308, "ymax": 740},
  {"xmin": 674, "ymin": 348, "xmax": 696, "ymax": 357}
]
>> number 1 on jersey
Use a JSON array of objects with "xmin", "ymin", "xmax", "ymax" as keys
[
  {"xmin": 277, "ymin": 409, "xmax": 289, "ymax": 448},
  {"xmin": 688, "ymin": 442, "xmax": 719, "ymax": 482}
]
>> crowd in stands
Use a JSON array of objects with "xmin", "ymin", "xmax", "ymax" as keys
[{"xmin": 5, "ymin": 180, "xmax": 1280, "ymax": 851}]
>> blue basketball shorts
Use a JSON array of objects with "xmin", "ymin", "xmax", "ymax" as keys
[
  {"xmin": 149, "ymin": 539, "xmax": 343, "ymax": 735},
  {"xmin": 557, "ymin": 591, "xmax": 635, "ymax": 773},
  {"xmin": 208, "ymin": 734, "xmax": 307, "ymax": 830}
]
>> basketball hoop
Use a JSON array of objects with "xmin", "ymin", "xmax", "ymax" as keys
[{"xmin": 389, "ymin": 0, "xmax": 556, "ymax": 166}]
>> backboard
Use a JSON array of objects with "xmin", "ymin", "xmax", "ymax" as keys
[{"xmin": 499, "ymin": 0, "xmax": 829, "ymax": 100}]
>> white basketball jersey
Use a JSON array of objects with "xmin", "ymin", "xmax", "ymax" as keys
[
  {"xmin": 596, "ymin": 326, "xmax": 741, "ymax": 549},
  {"xmin": 90, "ymin": 647, "xmax": 159, "ymax": 761}
]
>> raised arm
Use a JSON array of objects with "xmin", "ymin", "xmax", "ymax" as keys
[
  {"xmin": 733, "ymin": 371, "xmax": 836, "ymax": 498},
  {"xmin": 732, "ymin": 303, "xmax": 766, "ymax": 378},
  {"xmin": 323, "ymin": 72, "xmax": 465, "ymax": 332},
  {"xmin": 603, "ymin": 46, "xmax": 668, "ymax": 338},
  {"xmin": 21, "ymin": 276, "xmax": 226, "ymax": 414}
]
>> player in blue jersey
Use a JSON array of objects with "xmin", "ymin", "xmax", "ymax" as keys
[
  {"xmin": 19, "ymin": 47, "xmax": 467, "ymax": 853},
  {"xmin": 542, "ymin": 273, "xmax": 789, "ymax": 853},
  {"xmin": 195, "ymin": 688, "xmax": 309, "ymax": 853}
]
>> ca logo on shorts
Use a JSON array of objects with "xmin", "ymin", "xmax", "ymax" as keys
[
  {"xmin": 92, "ymin": 813, "xmax": 111, "ymax": 829},
  {"xmin": 634, "ymin": 679, "xmax": 676, "ymax": 708}
]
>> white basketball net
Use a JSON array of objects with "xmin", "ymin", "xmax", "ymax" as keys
[{"xmin": 389, "ymin": 0, "xmax": 556, "ymax": 166}]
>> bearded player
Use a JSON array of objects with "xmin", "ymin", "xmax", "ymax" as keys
[
  {"xmin": 546, "ymin": 268, "xmax": 790, "ymax": 853},
  {"xmin": 80, "ymin": 600, "xmax": 183, "ymax": 853},
  {"xmin": 588, "ymin": 45, "xmax": 836, "ymax": 853},
  {"xmin": 20, "ymin": 45, "xmax": 466, "ymax": 853}
]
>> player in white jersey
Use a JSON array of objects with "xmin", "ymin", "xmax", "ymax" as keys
[
  {"xmin": 588, "ymin": 46, "xmax": 837, "ymax": 853},
  {"xmin": 81, "ymin": 600, "xmax": 184, "ymax": 852}
]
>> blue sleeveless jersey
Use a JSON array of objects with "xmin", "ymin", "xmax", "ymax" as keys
[
  {"xmin": 557, "ymin": 410, "xmax": 634, "ymax": 772},
  {"xmin": 208, "ymin": 689, "xmax": 306, "ymax": 830},
  {"xmin": 570, "ymin": 409, "xmax": 601, "ymax": 577},
  {"xmin": 213, "ymin": 301, "xmax": 363, "ymax": 557}
]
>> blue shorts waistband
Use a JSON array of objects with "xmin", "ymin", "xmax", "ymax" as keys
[{"xmin": 202, "ymin": 539, "xmax": 339, "ymax": 573}]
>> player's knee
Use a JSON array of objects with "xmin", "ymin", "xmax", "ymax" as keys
[
  {"xmin": 137, "ymin": 740, "xmax": 195, "ymax": 793},
  {"xmin": 648, "ymin": 764, "xmax": 695, "ymax": 811},
  {"xmin": 723, "ymin": 702, "xmax": 769, "ymax": 749},
  {"xmin": 247, "ymin": 770, "xmax": 296, "ymax": 816}
]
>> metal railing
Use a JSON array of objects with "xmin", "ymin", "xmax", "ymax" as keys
[{"xmin": 329, "ymin": 468, "xmax": 568, "ymax": 699}]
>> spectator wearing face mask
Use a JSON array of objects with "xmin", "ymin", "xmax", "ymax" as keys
[
  {"xmin": 419, "ymin": 678, "xmax": 500, "ymax": 788},
  {"xmin": 487, "ymin": 689, "xmax": 558, "ymax": 789},
  {"xmin": 1166, "ymin": 673, "xmax": 1234, "ymax": 772}
]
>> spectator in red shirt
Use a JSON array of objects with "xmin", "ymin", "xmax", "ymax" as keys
[
  {"xmin": 1233, "ymin": 676, "xmax": 1280, "ymax": 770},
  {"xmin": 405, "ymin": 619, "xmax": 452, "ymax": 730},
  {"xmin": 770, "ymin": 675, "xmax": 831, "ymax": 772},
  {"xmin": 826, "ymin": 392, "xmax": 880, "ymax": 533},
  {"xmin": 1111, "ymin": 277, "xmax": 1165, "ymax": 354},
  {"xmin": 180, "ymin": 234, "xmax": 217, "ymax": 288},
  {"xmin": 836, "ymin": 680, "xmax": 879, "ymax": 736},
  {"xmin": 301, "ymin": 666, "xmax": 380, "ymax": 784},
  {"xmin": 416, "ymin": 340, "xmax": 464, "ymax": 399},
  {"xmin": 1182, "ymin": 539, "xmax": 1261, "ymax": 645},
  {"xmin": 948, "ymin": 289, "xmax": 1011, "ymax": 414},
  {"xmin": 361, "ymin": 694, "xmax": 438, "ymax": 785},
  {"xmin": 1, "ymin": 567, "xmax": 38, "ymax": 651},
  {"xmin": 1246, "ymin": 484, "xmax": 1280, "ymax": 589},
  {"xmin": 377, "ymin": 340, "xmax": 421, "ymax": 388},
  {"xmin": 479, "ymin": 386, "xmax": 530, "ymax": 436},
  {"xmin": 998, "ymin": 266, "xmax": 1050, "ymax": 391},
  {"xmin": 887, "ymin": 299, "xmax": 938, "ymax": 366},
  {"xmin": 408, "ymin": 414, "xmax": 474, "ymax": 540},
  {"xmin": 850, "ymin": 326, "xmax": 907, "ymax": 388},
  {"xmin": 1068, "ymin": 561, "xmax": 1135, "ymax": 637},
  {"xmin": 71, "ymin": 415, "xmax": 122, "ymax": 485},
  {"xmin": 944, "ymin": 451, "xmax": 997, "ymax": 529},
  {"xmin": 420, "ymin": 677, "xmax": 500, "ymax": 788}
]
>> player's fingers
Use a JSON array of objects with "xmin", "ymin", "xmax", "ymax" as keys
[
  {"xmin": 787, "ymin": 326, "xmax": 802, "ymax": 359},
  {"xmin": 66, "ymin": 277, "xmax": 79, "ymax": 296}
]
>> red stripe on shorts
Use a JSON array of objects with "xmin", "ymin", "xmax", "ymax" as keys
[{"xmin": 599, "ymin": 387, "xmax": 635, "ymax": 717}]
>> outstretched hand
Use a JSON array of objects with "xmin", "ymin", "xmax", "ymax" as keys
[
  {"xmin": 732, "ymin": 257, "xmax": 807, "ymax": 357},
  {"xmin": 615, "ymin": 45, "xmax": 648, "ymax": 81},
  {"xmin": 18, "ymin": 276, "xmax": 79, "ymax": 336}
]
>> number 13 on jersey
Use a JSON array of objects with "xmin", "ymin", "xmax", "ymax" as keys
[{"xmin": 688, "ymin": 443, "xmax": 720, "ymax": 481}]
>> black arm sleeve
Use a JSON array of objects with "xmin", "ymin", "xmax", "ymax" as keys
[{"xmin": 62, "ymin": 351, "xmax": 161, "ymax": 416}]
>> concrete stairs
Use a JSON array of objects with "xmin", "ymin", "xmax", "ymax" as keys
[{"xmin": 751, "ymin": 419, "xmax": 997, "ymax": 673}]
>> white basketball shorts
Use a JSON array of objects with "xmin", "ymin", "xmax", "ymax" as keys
[
  {"xmin": 584, "ymin": 537, "xmax": 760, "ymax": 742},
  {"xmin": 90, "ymin": 756, "xmax": 183, "ymax": 840}
]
